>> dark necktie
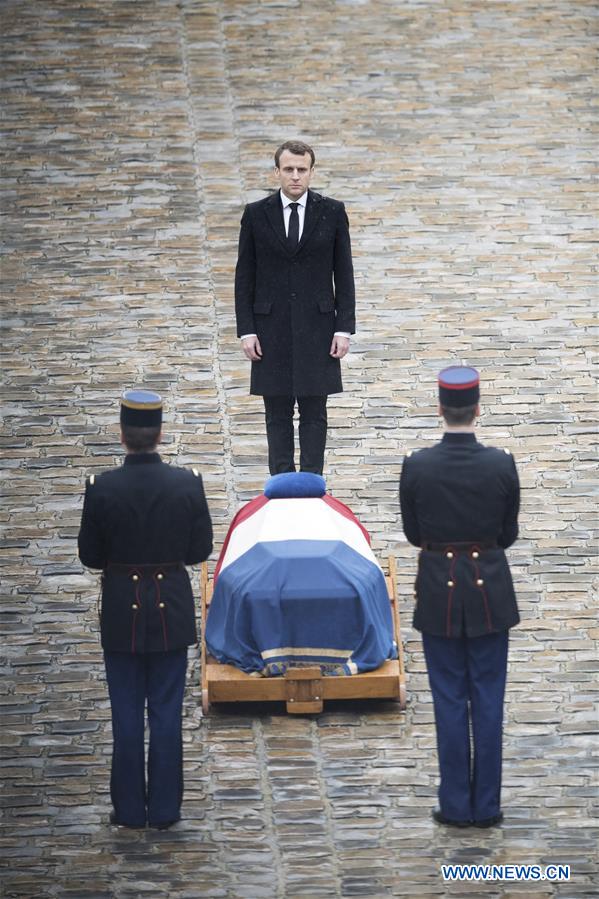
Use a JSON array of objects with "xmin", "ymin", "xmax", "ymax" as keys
[{"xmin": 287, "ymin": 202, "xmax": 299, "ymax": 246}]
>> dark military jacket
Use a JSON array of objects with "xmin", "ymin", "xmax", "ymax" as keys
[
  {"xmin": 234, "ymin": 189, "xmax": 356, "ymax": 397},
  {"xmin": 78, "ymin": 453, "xmax": 213, "ymax": 653},
  {"xmin": 399, "ymin": 432, "xmax": 520, "ymax": 638}
]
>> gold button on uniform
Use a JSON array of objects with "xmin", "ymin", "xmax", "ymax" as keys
[
  {"xmin": 477, "ymin": 578, "xmax": 484, "ymax": 586},
  {"xmin": 132, "ymin": 574, "xmax": 139, "ymax": 582},
  {"xmin": 132, "ymin": 603, "xmax": 138, "ymax": 610},
  {"xmin": 159, "ymin": 602, "xmax": 165, "ymax": 609},
  {"xmin": 472, "ymin": 551, "xmax": 479, "ymax": 559},
  {"xmin": 157, "ymin": 573, "xmax": 164, "ymax": 581},
  {"xmin": 446, "ymin": 551, "xmax": 454, "ymax": 559},
  {"xmin": 447, "ymin": 580, "xmax": 454, "ymax": 587}
]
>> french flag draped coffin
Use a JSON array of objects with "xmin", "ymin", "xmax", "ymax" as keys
[{"xmin": 205, "ymin": 476, "xmax": 395, "ymax": 676}]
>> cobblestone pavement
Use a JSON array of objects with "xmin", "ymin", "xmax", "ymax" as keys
[{"xmin": 1, "ymin": 1, "xmax": 597, "ymax": 897}]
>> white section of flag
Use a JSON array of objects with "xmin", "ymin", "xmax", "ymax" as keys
[{"xmin": 219, "ymin": 497, "xmax": 379, "ymax": 575}]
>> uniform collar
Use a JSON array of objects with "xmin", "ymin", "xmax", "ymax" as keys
[
  {"xmin": 124, "ymin": 452, "xmax": 162, "ymax": 466},
  {"xmin": 441, "ymin": 432, "xmax": 477, "ymax": 444}
]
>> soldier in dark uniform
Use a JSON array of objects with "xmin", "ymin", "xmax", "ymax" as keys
[
  {"xmin": 399, "ymin": 366, "xmax": 520, "ymax": 828},
  {"xmin": 78, "ymin": 389, "xmax": 213, "ymax": 830}
]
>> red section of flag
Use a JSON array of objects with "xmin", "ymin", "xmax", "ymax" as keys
[
  {"xmin": 213, "ymin": 494, "xmax": 270, "ymax": 583},
  {"xmin": 322, "ymin": 494, "xmax": 371, "ymax": 545}
]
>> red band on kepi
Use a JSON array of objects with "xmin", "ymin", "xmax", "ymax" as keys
[
  {"xmin": 438, "ymin": 366, "xmax": 480, "ymax": 408},
  {"xmin": 120, "ymin": 389, "xmax": 163, "ymax": 427}
]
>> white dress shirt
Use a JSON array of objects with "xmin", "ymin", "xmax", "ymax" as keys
[
  {"xmin": 280, "ymin": 188, "xmax": 308, "ymax": 239},
  {"xmin": 240, "ymin": 189, "xmax": 351, "ymax": 340}
]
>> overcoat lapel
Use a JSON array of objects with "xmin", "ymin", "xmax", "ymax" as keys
[
  {"xmin": 296, "ymin": 190, "xmax": 323, "ymax": 253},
  {"xmin": 264, "ymin": 193, "xmax": 289, "ymax": 253}
]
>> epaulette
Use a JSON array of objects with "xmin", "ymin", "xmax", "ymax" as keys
[
  {"xmin": 192, "ymin": 467, "xmax": 200, "ymax": 477},
  {"xmin": 503, "ymin": 448, "xmax": 511, "ymax": 455},
  {"xmin": 88, "ymin": 474, "xmax": 96, "ymax": 486},
  {"xmin": 406, "ymin": 450, "xmax": 413, "ymax": 458}
]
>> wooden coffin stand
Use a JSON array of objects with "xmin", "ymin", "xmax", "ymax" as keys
[{"xmin": 200, "ymin": 556, "xmax": 407, "ymax": 715}]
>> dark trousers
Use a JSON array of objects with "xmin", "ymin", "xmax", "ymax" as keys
[
  {"xmin": 263, "ymin": 395, "xmax": 328, "ymax": 475},
  {"xmin": 422, "ymin": 630, "xmax": 509, "ymax": 823},
  {"xmin": 104, "ymin": 649, "xmax": 187, "ymax": 827}
]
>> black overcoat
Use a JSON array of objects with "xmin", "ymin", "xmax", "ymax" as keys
[
  {"xmin": 399, "ymin": 433, "xmax": 520, "ymax": 638},
  {"xmin": 234, "ymin": 189, "xmax": 356, "ymax": 397},
  {"xmin": 78, "ymin": 453, "xmax": 213, "ymax": 653}
]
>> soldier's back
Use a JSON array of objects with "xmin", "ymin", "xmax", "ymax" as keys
[{"xmin": 403, "ymin": 434, "xmax": 518, "ymax": 545}]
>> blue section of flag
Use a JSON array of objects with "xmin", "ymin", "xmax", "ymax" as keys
[{"xmin": 206, "ymin": 540, "xmax": 395, "ymax": 675}]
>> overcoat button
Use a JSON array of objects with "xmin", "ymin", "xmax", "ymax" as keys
[
  {"xmin": 157, "ymin": 573, "xmax": 164, "ymax": 580},
  {"xmin": 132, "ymin": 574, "xmax": 139, "ymax": 582},
  {"xmin": 446, "ymin": 551, "xmax": 453, "ymax": 559},
  {"xmin": 477, "ymin": 578, "xmax": 484, "ymax": 586},
  {"xmin": 132, "ymin": 603, "xmax": 138, "ymax": 610},
  {"xmin": 159, "ymin": 602, "xmax": 165, "ymax": 609},
  {"xmin": 472, "ymin": 551, "xmax": 479, "ymax": 559},
  {"xmin": 447, "ymin": 580, "xmax": 454, "ymax": 587}
]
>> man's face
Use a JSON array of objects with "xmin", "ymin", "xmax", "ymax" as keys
[{"xmin": 275, "ymin": 150, "xmax": 314, "ymax": 200}]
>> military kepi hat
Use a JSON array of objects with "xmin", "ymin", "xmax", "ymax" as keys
[
  {"xmin": 120, "ymin": 389, "xmax": 163, "ymax": 427},
  {"xmin": 438, "ymin": 366, "xmax": 480, "ymax": 407}
]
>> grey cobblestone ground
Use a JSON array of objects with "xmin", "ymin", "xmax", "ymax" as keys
[{"xmin": 1, "ymin": 1, "xmax": 597, "ymax": 897}]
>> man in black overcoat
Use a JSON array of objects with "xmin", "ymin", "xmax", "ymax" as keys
[
  {"xmin": 235, "ymin": 139, "xmax": 356, "ymax": 475},
  {"xmin": 399, "ymin": 366, "xmax": 520, "ymax": 828},
  {"xmin": 78, "ymin": 389, "xmax": 213, "ymax": 829}
]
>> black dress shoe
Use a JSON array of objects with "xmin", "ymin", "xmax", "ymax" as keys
[
  {"xmin": 109, "ymin": 812, "xmax": 146, "ymax": 829},
  {"xmin": 432, "ymin": 808, "xmax": 472, "ymax": 828},
  {"xmin": 473, "ymin": 812, "xmax": 504, "ymax": 828},
  {"xmin": 149, "ymin": 817, "xmax": 180, "ymax": 830}
]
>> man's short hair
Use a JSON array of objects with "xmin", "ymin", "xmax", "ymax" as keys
[
  {"xmin": 121, "ymin": 425, "xmax": 161, "ymax": 453},
  {"xmin": 440, "ymin": 404, "xmax": 478, "ymax": 427},
  {"xmin": 274, "ymin": 140, "xmax": 315, "ymax": 168}
]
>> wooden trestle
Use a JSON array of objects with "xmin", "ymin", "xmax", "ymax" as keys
[{"xmin": 200, "ymin": 556, "xmax": 407, "ymax": 715}]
